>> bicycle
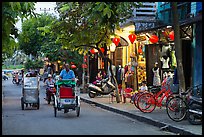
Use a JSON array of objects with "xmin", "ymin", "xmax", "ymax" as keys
[
  {"xmin": 136, "ymin": 84, "xmax": 175, "ymax": 113},
  {"xmin": 166, "ymin": 84, "xmax": 202, "ymax": 123},
  {"xmin": 132, "ymin": 86, "xmax": 160, "ymax": 109}
]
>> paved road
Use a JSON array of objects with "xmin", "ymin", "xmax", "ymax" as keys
[{"xmin": 2, "ymin": 78, "xmax": 175, "ymax": 135}]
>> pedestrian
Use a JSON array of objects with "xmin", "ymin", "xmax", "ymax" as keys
[{"xmin": 138, "ymin": 81, "xmax": 148, "ymax": 92}]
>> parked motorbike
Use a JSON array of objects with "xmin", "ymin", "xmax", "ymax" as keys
[
  {"xmin": 46, "ymin": 84, "xmax": 56, "ymax": 104},
  {"xmin": 187, "ymin": 95, "xmax": 202, "ymax": 125},
  {"xmin": 88, "ymin": 77, "xmax": 116, "ymax": 98},
  {"xmin": 88, "ymin": 80, "xmax": 103, "ymax": 98}
]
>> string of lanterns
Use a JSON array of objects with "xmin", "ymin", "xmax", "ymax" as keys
[{"xmin": 89, "ymin": 30, "xmax": 174, "ymax": 54}]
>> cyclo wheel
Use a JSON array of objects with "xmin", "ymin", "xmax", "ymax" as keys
[
  {"xmin": 166, "ymin": 96, "xmax": 187, "ymax": 122},
  {"xmin": 137, "ymin": 92, "xmax": 156, "ymax": 113},
  {"xmin": 76, "ymin": 107, "xmax": 80, "ymax": 117}
]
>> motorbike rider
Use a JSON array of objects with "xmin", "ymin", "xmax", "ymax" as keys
[{"xmin": 44, "ymin": 74, "xmax": 55, "ymax": 100}]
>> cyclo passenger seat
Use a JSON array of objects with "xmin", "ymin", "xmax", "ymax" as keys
[
  {"xmin": 60, "ymin": 87, "xmax": 75, "ymax": 98},
  {"xmin": 56, "ymin": 80, "xmax": 76, "ymax": 98}
]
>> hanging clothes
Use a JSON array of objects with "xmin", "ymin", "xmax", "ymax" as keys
[
  {"xmin": 170, "ymin": 50, "xmax": 177, "ymax": 67},
  {"xmin": 160, "ymin": 56, "xmax": 170, "ymax": 68},
  {"xmin": 152, "ymin": 67, "xmax": 161, "ymax": 86}
]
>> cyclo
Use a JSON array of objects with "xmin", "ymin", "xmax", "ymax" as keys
[{"xmin": 53, "ymin": 79, "xmax": 80, "ymax": 117}]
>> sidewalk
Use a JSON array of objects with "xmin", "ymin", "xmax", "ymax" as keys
[{"xmin": 80, "ymin": 93, "xmax": 202, "ymax": 135}]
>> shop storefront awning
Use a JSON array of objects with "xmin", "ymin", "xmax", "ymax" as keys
[{"xmin": 135, "ymin": 14, "xmax": 202, "ymax": 34}]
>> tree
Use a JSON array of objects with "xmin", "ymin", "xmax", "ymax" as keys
[
  {"xmin": 172, "ymin": 2, "xmax": 186, "ymax": 93},
  {"xmin": 49, "ymin": 2, "xmax": 142, "ymax": 103},
  {"xmin": 2, "ymin": 2, "xmax": 36, "ymax": 62},
  {"xmin": 18, "ymin": 13, "xmax": 57, "ymax": 58}
]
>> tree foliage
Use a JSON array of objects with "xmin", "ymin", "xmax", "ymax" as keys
[
  {"xmin": 53, "ymin": 2, "xmax": 142, "ymax": 52},
  {"xmin": 18, "ymin": 13, "xmax": 57, "ymax": 58},
  {"xmin": 2, "ymin": 2, "xmax": 36, "ymax": 62},
  {"xmin": 24, "ymin": 58, "xmax": 44, "ymax": 70}
]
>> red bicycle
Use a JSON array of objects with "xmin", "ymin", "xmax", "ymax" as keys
[{"xmin": 137, "ymin": 84, "xmax": 174, "ymax": 113}]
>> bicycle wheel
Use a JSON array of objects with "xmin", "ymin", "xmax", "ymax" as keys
[
  {"xmin": 133, "ymin": 92, "xmax": 144, "ymax": 109},
  {"xmin": 166, "ymin": 97, "xmax": 187, "ymax": 122},
  {"xmin": 137, "ymin": 93, "xmax": 156, "ymax": 113}
]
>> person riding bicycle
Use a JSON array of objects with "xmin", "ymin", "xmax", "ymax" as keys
[
  {"xmin": 59, "ymin": 63, "xmax": 76, "ymax": 113},
  {"xmin": 59, "ymin": 63, "xmax": 75, "ymax": 80}
]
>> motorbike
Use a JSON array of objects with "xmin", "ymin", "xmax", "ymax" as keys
[
  {"xmin": 88, "ymin": 77, "xmax": 116, "ymax": 98},
  {"xmin": 187, "ymin": 95, "xmax": 202, "ymax": 125},
  {"xmin": 12, "ymin": 75, "xmax": 22, "ymax": 85},
  {"xmin": 46, "ymin": 84, "xmax": 56, "ymax": 104}
]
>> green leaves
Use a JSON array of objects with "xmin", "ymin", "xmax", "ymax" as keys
[
  {"xmin": 103, "ymin": 6, "xmax": 112, "ymax": 18},
  {"xmin": 2, "ymin": 2, "xmax": 36, "ymax": 62}
]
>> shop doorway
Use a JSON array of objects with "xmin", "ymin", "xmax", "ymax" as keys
[
  {"xmin": 182, "ymin": 40, "xmax": 192, "ymax": 88},
  {"xmin": 145, "ymin": 44, "xmax": 161, "ymax": 86}
]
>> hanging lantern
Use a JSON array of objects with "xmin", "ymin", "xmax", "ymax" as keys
[
  {"xmin": 71, "ymin": 64, "xmax": 77, "ymax": 69},
  {"xmin": 100, "ymin": 47, "xmax": 105, "ymax": 53},
  {"xmin": 149, "ymin": 35, "xmax": 159, "ymax": 43},
  {"xmin": 110, "ymin": 43, "xmax": 116, "ymax": 52},
  {"xmin": 90, "ymin": 48, "xmax": 98, "ymax": 54},
  {"xmin": 169, "ymin": 31, "xmax": 174, "ymax": 41},
  {"xmin": 128, "ymin": 33, "xmax": 137, "ymax": 44},
  {"xmin": 82, "ymin": 64, "xmax": 87, "ymax": 68},
  {"xmin": 70, "ymin": 62, "xmax": 74, "ymax": 65},
  {"xmin": 112, "ymin": 37, "xmax": 120, "ymax": 46}
]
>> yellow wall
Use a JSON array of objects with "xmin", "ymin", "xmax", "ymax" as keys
[{"xmin": 115, "ymin": 24, "xmax": 136, "ymax": 67}]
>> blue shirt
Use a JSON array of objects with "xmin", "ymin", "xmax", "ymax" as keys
[{"xmin": 60, "ymin": 69, "xmax": 75, "ymax": 79}]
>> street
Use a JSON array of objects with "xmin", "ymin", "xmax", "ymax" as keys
[{"xmin": 2, "ymin": 78, "xmax": 175, "ymax": 135}]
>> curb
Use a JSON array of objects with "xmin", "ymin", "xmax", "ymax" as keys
[{"xmin": 81, "ymin": 97, "xmax": 197, "ymax": 135}]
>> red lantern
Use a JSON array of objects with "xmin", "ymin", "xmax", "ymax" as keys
[
  {"xmin": 112, "ymin": 37, "xmax": 120, "ymax": 46},
  {"xmin": 71, "ymin": 64, "xmax": 77, "ymax": 69},
  {"xmin": 90, "ymin": 48, "xmax": 98, "ymax": 54},
  {"xmin": 169, "ymin": 31, "xmax": 174, "ymax": 41},
  {"xmin": 128, "ymin": 34, "xmax": 137, "ymax": 44},
  {"xmin": 82, "ymin": 64, "xmax": 87, "ymax": 68},
  {"xmin": 100, "ymin": 47, "xmax": 105, "ymax": 53},
  {"xmin": 149, "ymin": 35, "xmax": 159, "ymax": 43}
]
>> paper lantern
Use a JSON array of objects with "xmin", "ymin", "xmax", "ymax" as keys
[
  {"xmin": 112, "ymin": 37, "xmax": 120, "ymax": 46},
  {"xmin": 100, "ymin": 47, "xmax": 105, "ymax": 53},
  {"xmin": 82, "ymin": 64, "xmax": 87, "ymax": 68},
  {"xmin": 71, "ymin": 64, "xmax": 77, "ymax": 69},
  {"xmin": 169, "ymin": 31, "xmax": 174, "ymax": 41},
  {"xmin": 90, "ymin": 48, "xmax": 98, "ymax": 54},
  {"xmin": 110, "ymin": 43, "xmax": 116, "ymax": 52},
  {"xmin": 149, "ymin": 35, "xmax": 159, "ymax": 43},
  {"xmin": 128, "ymin": 34, "xmax": 137, "ymax": 44}
]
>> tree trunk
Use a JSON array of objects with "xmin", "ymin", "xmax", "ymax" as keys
[{"xmin": 171, "ymin": 2, "xmax": 186, "ymax": 93}]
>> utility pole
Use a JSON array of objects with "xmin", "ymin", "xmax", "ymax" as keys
[{"xmin": 172, "ymin": 2, "xmax": 186, "ymax": 93}]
